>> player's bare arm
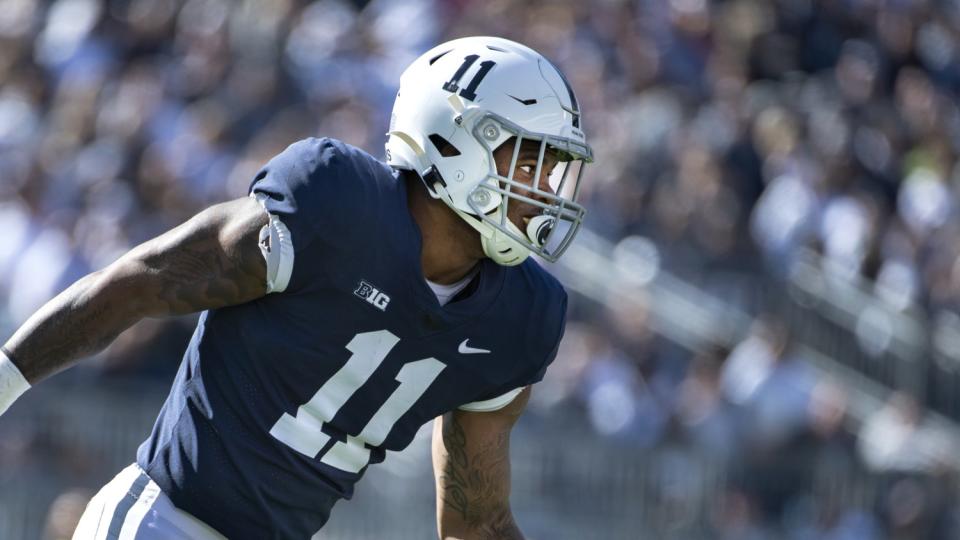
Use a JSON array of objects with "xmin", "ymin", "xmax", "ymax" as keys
[
  {"xmin": 433, "ymin": 386, "xmax": 531, "ymax": 540},
  {"xmin": 2, "ymin": 196, "xmax": 268, "ymax": 384}
]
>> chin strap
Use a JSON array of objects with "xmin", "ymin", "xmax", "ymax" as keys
[
  {"xmin": 427, "ymin": 169, "xmax": 542, "ymax": 267},
  {"xmin": 448, "ymin": 205, "xmax": 531, "ymax": 266}
]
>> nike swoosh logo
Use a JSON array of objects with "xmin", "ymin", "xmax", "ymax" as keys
[{"xmin": 458, "ymin": 339, "xmax": 491, "ymax": 355}]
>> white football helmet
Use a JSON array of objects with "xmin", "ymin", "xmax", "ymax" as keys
[{"xmin": 386, "ymin": 36, "xmax": 593, "ymax": 266}]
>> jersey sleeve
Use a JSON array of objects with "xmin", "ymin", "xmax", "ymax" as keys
[
  {"xmin": 248, "ymin": 138, "xmax": 368, "ymax": 293},
  {"xmin": 525, "ymin": 301, "xmax": 566, "ymax": 385},
  {"xmin": 457, "ymin": 387, "xmax": 526, "ymax": 412},
  {"xmin": 458, "ymin": 288, "xmax": 568, "ymax": 412}
]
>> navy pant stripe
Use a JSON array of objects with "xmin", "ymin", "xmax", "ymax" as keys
[{"xmin": 106, "ymin": 472, "xmax": 150, "ymax": 539}]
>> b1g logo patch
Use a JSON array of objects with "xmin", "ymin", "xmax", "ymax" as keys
[{"xmin": 354, "ymin": 280, "xmax": 390, "ymax": 311}]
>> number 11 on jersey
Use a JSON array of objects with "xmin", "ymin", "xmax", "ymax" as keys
[{"xmin": 269, "ymin": 330, "xmax": 445, "ymax": 473}]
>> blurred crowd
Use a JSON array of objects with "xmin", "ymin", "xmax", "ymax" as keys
[
  {"xmin": 543, "ymin": 311, "xmax": 960, "ymax": 538},
  {"xmin": 4, "ymin": 0, "xmax": 960, "ymax": 538}
]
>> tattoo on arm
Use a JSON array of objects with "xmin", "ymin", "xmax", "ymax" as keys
[
  {"xmin": 134, "ymin": 201, "xmax": 267, "ymax": 316},
  {"xmin": 3, "ymin": 198, "xmax": 267, "ymax": 383},
  {"xmin": 439, "ymin": 413, "xmax": 524, "ymax": 540}
]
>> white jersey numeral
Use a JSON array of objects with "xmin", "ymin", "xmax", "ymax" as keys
[{"xmin": 269, "ymin": 330, "xmax": 445, "ymax": 473}]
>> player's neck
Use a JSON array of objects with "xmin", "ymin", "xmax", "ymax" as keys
[{"xmin": 405, "ymin": 173, "xmax": 483, "ymax": 285}]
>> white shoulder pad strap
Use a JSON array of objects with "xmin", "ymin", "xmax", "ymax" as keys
[
  {"xmin": 250, "ymin": 193, "xmax": 294, "ymax": 294},
  {"xmin": 0, "ymin": 349, "xmax": 30, "ymax": 417},
  {"xmin": 458, "ymin": 387, "xmax": 524, "ymax": 412}
]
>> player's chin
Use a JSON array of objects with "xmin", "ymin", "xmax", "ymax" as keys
[
  {"xmin": 507, "ymin": 214, "xmax": 528, "ymax": 232},
  {"xmin": 507, "ymin": 207, "xmax": 534, "ymax": 231}
]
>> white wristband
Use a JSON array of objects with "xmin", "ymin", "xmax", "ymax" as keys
[{"xmin": 0, "ymin": 350, "xmax": 30, "ymax": 416}]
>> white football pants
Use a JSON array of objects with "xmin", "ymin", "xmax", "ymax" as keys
[{"xmin": 72, "ymin": 464, "xmax": 226, "ymax": 540}]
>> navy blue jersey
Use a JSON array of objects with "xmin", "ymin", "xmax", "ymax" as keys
[{"xmin": 136, "ymin": 138, "xmax": 567, "ymax": 539}]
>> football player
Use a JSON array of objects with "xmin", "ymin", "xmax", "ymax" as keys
[{"xmin": 0, "ymin": 36, "xmax": 592, "ymax": 539}]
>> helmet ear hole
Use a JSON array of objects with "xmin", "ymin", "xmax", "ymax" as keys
[{"xmin": 428, "ymin": 134, "xmax": 461, "ymax": 157}]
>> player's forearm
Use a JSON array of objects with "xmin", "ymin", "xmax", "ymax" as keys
[
  {"xmin": 477, "ymin": 509, "xmax": 524, "ymax": 540},
  {"xmin": 3, "ymin": 266, "xmax": 144, "ymax": 383},
  {"xmin": 435, "ymin": 412, "xmax": 526, "ymax": 540},
  {"xmin": 439, "ymin": 507, "xmax": 524, "ymax": 540}
]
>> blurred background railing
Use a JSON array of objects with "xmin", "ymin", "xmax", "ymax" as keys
[{"xmin": 560, "ymin": 230, "xmax": 960, "ymax": 438}]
